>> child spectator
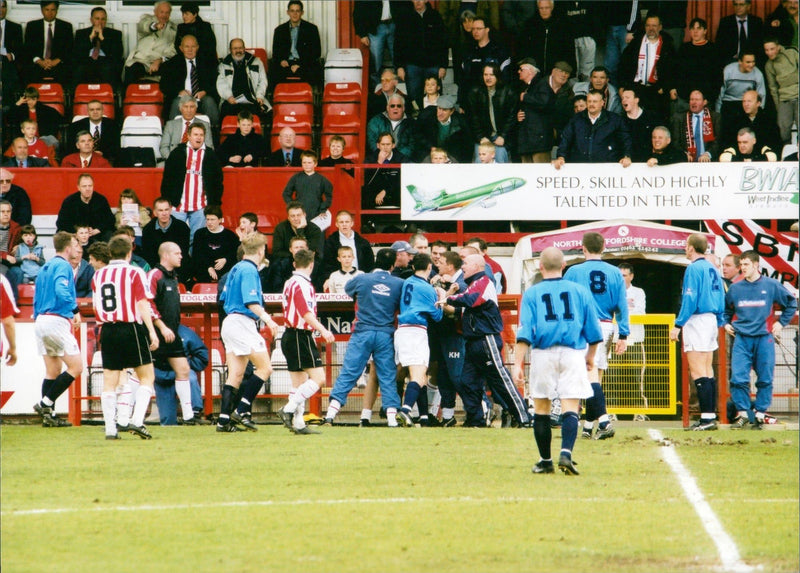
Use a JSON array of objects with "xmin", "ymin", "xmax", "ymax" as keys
[
  {"xmin": 74, "ymin": 224, "xmax": 92, "ymax": 260},
  {"xmin": 115, "ymin": 189, "xmax": 151, "ymax": 247},
  {"xmin": 324, "ymin": 245, "xmax": 364, "ymax": 293},
  {"xmin": 12, "ymin": 224, "xmax": 44, "ymax": 283},
  {"xmin": 217, "ymin": 110, "xmax": 267, "ymax": 168},
  {"xmin": 477, "ymin": 141, "xmax": 497, "ymax": 164},
  {"xmin": 281, "ymin": 150, "xmax": 333, "ymax": 231},
  {"xmin": 3, "ymin": 120, "xmax": 52, "ymax": 165},
  {"xmin": 430, "ymin": 147, "xmax": 452, "ymax": 164}
]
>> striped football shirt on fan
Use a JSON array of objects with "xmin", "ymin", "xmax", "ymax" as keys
[
  {"xmin": 178, "ymin": 144, "xmax": 206, "ymax": 213},
  {"xmin": 282, "ymin": 272, "xmax": 316, "ymax": 330},
  {"xmin": 91, "ymin": 260, "xmax": 149, "ymax": 323}
]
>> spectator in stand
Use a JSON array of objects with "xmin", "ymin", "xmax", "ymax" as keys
[
  {"xmin": 670, "ymin": 89, "xmax": 721, "ymax": 163},
  {"xmin": 115, "ymin": 189, "xmax": 151, "ymax": 247},
  {"xmin": 716, "ymin": 51, "xmax": 766, "ymax": 118},
  {"xmin": 272, "ymin": 201, "xmax": 322, "ymax": 261},
  {"xmin": 271, "ymin": 0, "xmax": 322, "ymax": 87},
  {"xmin": 571, "ymin": 66, "xmax": 622, "ymax": 115},
  {"xmin": 0, "ymin": 200, "xmax": 23, "ymax": 293},
  {"xmin": 266, "ymin": 235, "xmax": 309, "ymax": 294},
  {"xmin": 519, "ymin": 1, "xmax": 575, "ymax": 76},
  {"xmin": 411, "ymin": 74, "xmax": 442, "ymax": 118},
  {"xmin": 367, "ymin": 68, "xmax": 406, "ymax": 121},
  {"xmin": 366, "ymin": 93, "xmax": 417, "ymax": 160},
  {"xmin": 9, "ymin": 87, "xmax": 62, "ymax": 149},
  {"xmin": 554, "ymin": 90, "xmax": 633, "ymax": 168},
  {"xmin": 13, "ymin": 224, "xmax": 44, "ymax": 284},
  {"xmin": 646, "ymin": 125, "xmax": 687, "ymax": 166},
  {"xmin": 715, "ymin": 0, "xmax": 765, "ymax": 68},
  {"xmin": 67, "ymin": 101, "xmax": 120, "ymax": 165},
  {"xmin": 161, "ymin": 121, "xmax": 224, "ymax": 244},
  {"xmin": 353, "ymin": 0, "xmax": 403, "ymax": 86},
  {"xmin": 767, "ymin": 0, "xmax": 799, "ymax": 48},
  {"xmin": 174, "ymin": 2, "xmax": 217, "ymax": 64},
  {"xmin": 466, "ymin": 62, "xmax": 517, "ymax": 164},
  {"xmin": 217, "ymin": 38, "xmax": 270, "ymax": 122},
  {"xmin": 500, "ymin": 0, "xmax": 538, "ymax": 54},
  {"xmin": 55, "ymin": 174, "xmax": 115, "ymax": 242},
  {"xmin": 23, "ymin": 0, "xmax": 73, "ymax": 85},
  {"xmin": 124, "ymin": 1, "xmax": 177, "ymax": 85},
  {"xmin": 763, "ymin": 37, "xmax": 799, "ymax": 147},
  {"xmin": 476, "ymin": 141, "xmax": 497, "ymax": 163},
  {"xmin": 235, "ymin": 212, "xmax": 257, "ymax": 241},
  {"xmin": 8, "ymin": 120, "xmax": 53, "ymax": 166},
  {"xmin": 438, "ymin": 7, "xmax": 472, "ymax": 96},
  {"xmin": 720, "ymin": 127, "xmax": 778, "ymax": 162},
  {"xmin": 319, "ymin": 135, "xmax": 354, "ymax": 167},
  {"xmin": 645, "ymin": 1, "xmax": 688, "ymax": 49},
  {"xmin": 600, "ymin": 0, "xmax": 642, "ymax": 88},
  {"xmin": 61, "ymin": 131, "xmax": 112, "ymax": 169},
  {"xmin": 1, "ymin": 0, "xmax": 24, "ymax": 118},
  {"xmin": 323, "ymin": 245, "xmax": 364, "ymax": 294},
  {"xmin": 0, "ymin": 169, "xmax": 31, "ymax": 226},
  {"xmin": 74, "ymin": 224, "xmax": 91, "ymax": 259},
  {"xmin": 573, "ymin": 94, "xmax": 587, "ymax": 114},
  {"xmin": 282, "ymin": 150, "xmax": 333, "ymax": 231},
  {"xmin": 363, "ymin": 132, "xmax": 410, "ymax": 210},
  {"xmin": 429, "ymin": 147, "xmax": 452, "ymax": 163},
  {"xmin": 516, "ymin": 60, "xmax": 572, "ymax": 164},
  {"xmin": 112, "ymin": 225, "xmax": 150, "ymax": 272},
  {"xmin": 141, "ymin": 197, "xmax": 191, "ymax": 270},
  {"xmin": 466, "ymin": 237, "xmax": 506, "ymax": 295},
  {"xmin": 416, "ymin": 95, "xmax": 472, "ymax": 163},
  {"xmin": 160, "ymin": 34, "xmax": 219, "ymax": 130},
  {"xmin": 621, "ymin": 87, "xmax": 661, "ymax": 163},
  {"xmin": 461, "ymin": 16, "xmax": 512, "ymax": 100},
  {"xmin": 160, "ymin": 95, "xmax": 214, "ymax": 159},
  {"xmin": 394, "ymin": 0, "xmax": 448, "ymax": 110},
  {"xmin": 218, "ymin": 110, "xmax": 266, "ymax": 168},
  {"xmin": 562, "ymin": 2, "xmax": 599, "ymax": 82},
  {"xmin": 321, "ymin": 210, "xmax": 374, "ymax": 281},
  {"xmin": 2, "ymin": 138, "xmax": 48, "ymax": 168},
  {"xmin": 69, "ymin": 241, "xmax": 93, "ymax": 298},
  {"xmin": 619, "ymin": 13, "xmax": 678, "ymax": 122},
  {"xmin": 721, "ymin": 89, "xmax": 782, "ymax": 153},
  {"xmin": 191, "ymin": 205, "xmax": 238, "ymax": 284},
  {"xmin": 266, "ymin": 126, "xmax": 305, "ymax": 167},
  {"xmin": 72, "ymin": 7, "xmax": 123, "ymax": 89},
  {"xmin": 675, "ymin": 18, "xmax": 723, "ymax": 110}
]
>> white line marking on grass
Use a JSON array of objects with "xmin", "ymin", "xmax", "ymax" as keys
[{"xmin": 648, "ymin": 429, "xmax": 753, "ymax": 573}]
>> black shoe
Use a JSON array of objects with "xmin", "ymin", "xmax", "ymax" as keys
[
  {"xmin": 687, "ymin": 419, "xmax": 718, "ymax": 431},
  {"xmin": 216, "ymin": 421, "xmax": 242, "ymax": 433},
  {"xmin": 358, "ymin": 418, "xmax": 371, "ymax": 427},
  {"xmin": 441, "ymin": 417, "xmax": 457, "ymax": 427},
  {"xmin": 581, "ymin": 428, "xmax": 593, "ymax": 439},
  {"xmin": 751, "ymin": 418, "xmax": 764, "ymax": 430},
  {"xmin": 321, "ymin": 418, "xmax": 335, "ymax": 426},
  {"xmin": 294, "ymin": 426, "xmax": 321, "ymax": 435},
  {"xmin": 558, "ymin": 454, "xmax": 579, "ymax": 476},
  {"xmin": 426, "ymin": 416, "xmax": 441, "ymax": 427},
  {"xmin": 595, "ymin": 423, "xmax": 616, "ymax": 440},
  {"xmin": 127, "ymin": 424, "xmax": 152, "ymax": 439},
  {"xmin": 43, "ymin": 411, "xmax": 72, "ymax": 427},
  {"xmin": 731, "ymin": 415, "xmax": 749, "ymax": 429},
  {"xmin": 277, "ymin": 408, "xmax": 294, "ymax": 431},
  {"xmin": 231, "ymin": 411, "xmax": 258, "ymax": 431},
  {"xmin": 182, "ymin": 416, "xmax": 197, "ymax": 426},
  {"xmin": 105, "ymin": 434, "xmax": 121, "ymax": 440},
  {"xmin": 191, "ymin": 413, "xmax": 212, "ymax": 425},
  {"xmin": 396, "ymin": 410, "xmax": 414, "ymax": 427},
  {"xmin": 532, "ymin": 460, "xmax": 555, "ymax": 474}
]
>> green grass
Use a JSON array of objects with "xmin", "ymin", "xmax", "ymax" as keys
[{"xmin": 1, "ymin": 425, "xmax": 798, "ymax": 573}]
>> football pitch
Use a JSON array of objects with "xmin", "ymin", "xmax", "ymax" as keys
[{"xmin": 1, "ymin": 423, "xmax": 798, "ymax": 573}]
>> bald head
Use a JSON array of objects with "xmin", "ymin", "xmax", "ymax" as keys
[
  {"xmin": 540, "ymin": 247, "xmax": 565, "ymax": 274},
  {"xmin": 462, "ymin": 254, "xmax": 486, "ymax": 278},
  {"xmin": 158, "ymin": 241, "xmax": 183, "ymax": 269}
]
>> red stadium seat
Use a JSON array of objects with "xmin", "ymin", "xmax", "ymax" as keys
[
  {"xmin": 220, "ymin": 114, "xmax": 262, "ymax": 142},
  {"xmin": 192, "ymin": 283, "xmax": 218, "ymax": 294},
  {"xmin": 122, "ymin": 83, "xmax": 163, "ymax": 120},
  {"xmin": 245, "ymin": 47, "xmax": 268, "ymax": 71},
  {"xmin": 27, "ymin": 83, "xmax": 65, "ymax": 116},
  {"xmin": 273, "ymin": 102, "xmax": 314, "ymax": 118},
  {"xmin": 323, "ymin": 82, "xmax": 361, "ymax": 102},
  {"xmin": 322, "ymin": 113, "xmax": 360, "ymax": 132},
  {"xmin": 73, "ymin": 83, "xmax": 115, "ymax": 119},
  {"xmin": 322, "ymin": 101, "xmax": 360, "ymax": 117},
  {"xmin": 178, "ymin": 283, "xmax": 187, "ymax": 294},
  {"xmin": 271, "ymin": 113, "xmax": 312, "ymax": 134},
  {"xmin": 17, "ymin": 283, "xmax": 36, "ymax": 302},
  {"xmin": 273, "ymin": 82, "xmax": 313, "ymax": 103},
  {"xmin": 257, "ymin": 213, "xmax": 280, "ymax": 233}
]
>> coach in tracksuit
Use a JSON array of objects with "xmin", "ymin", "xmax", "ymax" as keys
[
  {"xmin": 446, "ymin": 254, "xmax": 530, "ymax": 428},
  {"xmin": 724, "ymin": 250, "xmax": 797, "ymax": 429}
]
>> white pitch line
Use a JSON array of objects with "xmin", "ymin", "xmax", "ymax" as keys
[{"xmin": 648, "ymin": 429, "xmax": 753, "ymax": 573}]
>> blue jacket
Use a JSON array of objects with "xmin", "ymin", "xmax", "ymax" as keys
[
  {"xmin": 346, "ymin": 269, "xmax": 404, "ymax": 333},
  {"xmin": 724, "ymin": 276, "xmax": 797, "ymax": 336},
  {"xmin": 398, "ymin": 274, "xmax": 443, "ymax": 327},
  {"xmin": 446, "ymin": 271, "xmax": 504, "ymax": 339},
  {"xmin": 155, "ymin": 324, "xmax": 209, "ymax": 379},
  {"xmin": 557, "ymin": 109, "xmax": 632, "ymax": 163}
]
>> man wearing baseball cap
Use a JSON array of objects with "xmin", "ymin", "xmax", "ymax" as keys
[{"xmin": 390, "ymin": 240, "xmax": 416, "ymax": 279}]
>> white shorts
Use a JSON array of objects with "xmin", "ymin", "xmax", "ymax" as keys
[
  {"xmin": 35, "ymin": 314, "xmax": 79, "ymax": 357},
  {"xmin": 221, "ymin": 313, "xmax": 267, "ymax": 357},
  {"xmin": 682, "ymin": 313, "xmax": 719, "ymax": 352},
  {"xmin": 530, "ymin": 346, "xmax": 593, "ymax": 400},
  {"xmin": 394, "ymin": 325, "xmax": 429, "ymax": 367},
  {"xmin": 592, "ymin": 321, "xmax": 616, "ymax": 371}
]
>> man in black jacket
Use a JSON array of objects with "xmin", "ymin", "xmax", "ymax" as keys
[
  {"xmin": 141, "ymin": 197, "xmax": 191, "ymax": 280},
  {"xmin": 518, "ymin": 1, "xmax": 575, "ymax": 76},
  {"xmin": 160, "ymin": 122, "xmax": 223, "ymax": 246},
  {"xmin": 0, "ymin": 168, "xmax": 32, "ymax": 226},
  {"xmin": 321, "ymin": 210, "xmax": 374, "ymax": 282},
  {"xmin": 466, "ymin": 62, "xmax": 517, "ymax": 163},
  {"xmin": 416, "ymin": 95, "xmax": 472, "ymax": 163},
  {"xmin": 646, "ymin": 126, "xmax": 687, "ymax": 166},
  {"xmin": 22, "ymin": 1, "xmax": 73, "ymax": 85},
  {"xmin": 55, "ymin": 173, "xmax": 115, "ymax": 242},
  {"xmin": 72, "ymin": 7, "xmax": 123, "ymax": 89},
  {"xmin": 67, "ymin": 100, "xmax": 120, "ymax": 164},
  {"xmin": 353, "ymin": 0, "xmax": 403, "ymax": 85},
  {"xmin": 394, "ymin": 0, "xmax": 447, "ymax": 109},
  {"xmin": 271, "ymin": 0, "xmax": 321, "ymax": 87},
  {"xmin": 1, "ymin": 0, "xmax": 24, "ymax": 115},
  {"xmin": 160, "ymin": 34, "xmax": 219, "ymax": 129},
  {"xmin": 516, "ymin": 59, "xmax": 571, "ymax": 163}
]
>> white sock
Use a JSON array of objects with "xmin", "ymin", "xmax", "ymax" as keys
[
  {"xmin": 42, "ymin": 396, "xmax": 54, "ymax": 407},
  {"xmin": 175, "ymin": 378, "xmax": 193, "ymax": 420},
  {"xmin": 289, "ymin": 380, "xmax": 320, "ymax": 409},
  {"xmin": 386, "ymin": 407, "xmax": 398, "ymax": 427},
  {"xmin": 583, "ymin": 422, "xmax": 594, "ymax": 430},
  {"xmin": 116, "ymin": 383, "xmax": 132, "ymax": 426},
  {"xmin": 428, "ymin": 384, "xmax": 441, "ymax": 416},
  {"xmin": 126, "ymin": 374, "xmax": 140, "ymax": 424},
  {"xmin": 598, "ymin": 414, "xmax": 609, "ymax": 424},
  {"xmin": 293, "ymin": 400, "xmax": 306, "ymax": 430},
  {"xmin": 101, "ymin": 392, "xmax": 117, "ymax": 436},
  {"xmin": 360, "ymin": 408, "xmax": 372, "ymax": 421},
  {"xmin": 282, "ymin": 389, "xmax": 298, "ymax": 414},
  {"xmin": 131, "ymin": 385, "xmax": 153, "ymax": 427},
  {"xmin": 442, "ymin": 407, "xmax": 455, "ymax": 420},
  {"xmin": 326, "ymin": 399, "xmax": 341, "ymax": 420}
]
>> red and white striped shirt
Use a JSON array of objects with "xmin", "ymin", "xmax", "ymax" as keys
[
  {"xmin": 0, "ymin": 274, "xmax": 19, "ymax": 320},
  {"xmin": 178, "ymin": 143, "xmax": 206, "ymax": 213},
  {"xmin": 282, "ymin": 271, "xmax": 316, "ymax": 330},
  {"xmin": 91, "ymin": 260, "xmax": 150, "ymax": 324}
]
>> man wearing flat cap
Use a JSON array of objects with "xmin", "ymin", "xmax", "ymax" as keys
[{"xmin": 416, "ymin": 94, "xmax": 473, "ymax": 163}]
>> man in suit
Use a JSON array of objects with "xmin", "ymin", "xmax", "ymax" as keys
[
  {"xmin": 160, "ymin": 95, "xmax": 213, "ymax": 159},
  {"xmin": 1, "ymin": 0, "xmax": 24, "ymax": 116},
  {"xmin": 2, "ymin": 138, "xmax": 49, "ymax": 168},
  {"xmin": 61, "ymin": 131, "xmax": 112, "ymax": 168},
  {"xmin": 23, "ymin": 0, "xmax": 73, "ymax": 85},
  {"xmin": 0, "ymin": 169, "xmax": 32, "ymax": 225},
  {"xmin": 716, "ymin": 0, "xmax": 765, "ymax": 68},
  {"xmin": 271, "ymin": 0, "xmax": 322, "ymax": 87},
  {"xmin": 124, "ymin": 1, "xmax": 177, "ymax": 85},
  {"xmin": 265, "ymin": 126, "xmax": 305, "ymax": 167},
  {"xmin": 175, "ymin": 2, "xmax": 217, "ymax": 64},
  {"xmin": 72, "ymin": 7, "xmax": 123, "ymax": 89},
  {"xmin": 67, "ymin": 100, "xmax": 119, "ymax": 163},
  {"xmin": 670, "ymin": 89, "xmax": 722, "ymax": 163},
  {"xmin": 160, "ymin": 34, "xmax": 219, "ymax": 129}
]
